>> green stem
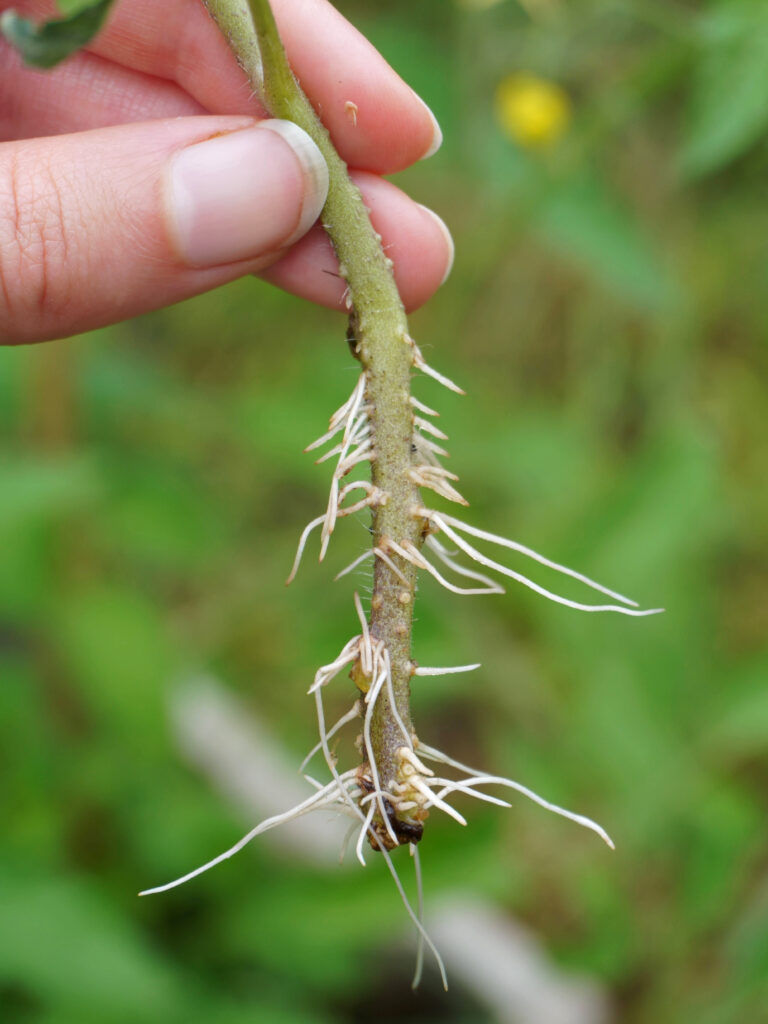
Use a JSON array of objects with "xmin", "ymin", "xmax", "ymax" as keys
[{"xmin": 203, "ymin": 0, "xmax": 426, "ymax": 847}]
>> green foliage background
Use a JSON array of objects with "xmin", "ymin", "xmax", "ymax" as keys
[{"xmin": 2, "ymin": 0, "xmax": 768, "ymax": 1020}]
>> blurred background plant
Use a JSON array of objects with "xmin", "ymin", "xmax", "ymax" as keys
[{"xmin": 2, "ymin": 0, "xmax": 768, "ymax": 1020}]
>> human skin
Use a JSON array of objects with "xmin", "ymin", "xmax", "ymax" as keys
[{"xmin": 0, "ymin": 0, "xmax": 453, "ymax": 343}]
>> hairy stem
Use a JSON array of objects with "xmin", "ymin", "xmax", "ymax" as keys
[{"xmin": 204, "ymin": 0, "xmax": 424, "ymax": 846}]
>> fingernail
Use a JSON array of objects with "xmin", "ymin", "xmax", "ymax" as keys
[
  {"xmin": 413, "ymin": 92, "xmax": 443, "ymax": 160},
  {"xmin": 168, "ymin": 119, "xmax": 329, "ymax": 267},
  {"xmin": 417, "ymin": 204, "xmax": 454, "ymax": 285}
]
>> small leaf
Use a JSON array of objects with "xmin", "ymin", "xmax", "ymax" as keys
[
  {"xmin": 0, "ymin": 0, "xmax": 115, "ymax": 69},
  {"xmin": 680, "ymin": 4, "xmax": 768, "ymax": 178}
]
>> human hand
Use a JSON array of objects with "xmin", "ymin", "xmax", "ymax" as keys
[{"xmin": 0, "ymin": 0, "xmax": 453, "ymax": 344}]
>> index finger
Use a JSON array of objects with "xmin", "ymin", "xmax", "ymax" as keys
[{"xmin": 6, "ymin": 0, "xmax": 441, "ymax": 173}]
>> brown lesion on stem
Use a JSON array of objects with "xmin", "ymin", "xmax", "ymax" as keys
[{"xmin": 348, "ymin": 315, "xmax": 431, "ymax": 848}]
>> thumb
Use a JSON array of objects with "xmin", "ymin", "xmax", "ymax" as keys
[{"xmin": 0, "ymin": 117, "xmax": 328, "ymax": 344}]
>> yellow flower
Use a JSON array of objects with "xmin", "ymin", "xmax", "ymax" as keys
[{"xmin": 495, "ymin": 72, "xmax": 571, "ymax": 148}]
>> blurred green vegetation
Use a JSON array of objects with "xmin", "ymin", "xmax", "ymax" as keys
[{"xmin": 2, "ymin": 0, "xmax": 768, "ymax": 1021}]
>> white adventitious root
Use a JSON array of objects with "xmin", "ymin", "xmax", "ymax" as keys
[{"xmin": 145, "ymin": 346, "xmax": 658, "ymax": 990}]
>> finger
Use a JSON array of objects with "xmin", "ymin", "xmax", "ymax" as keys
[
  {"xmin": 0, "ymin": 39, "xmax": 203, "ymax": 141},
  {"xmin": 262, "ymin": 172, "xmax": 454, "ymax": 313},
  {"xmin": 0, "ymin": 117, "xmax": 328, "ymax": 344},
  {"xmin": 5, "ymin": 0, "xmax": 441, "ymax": 173}
]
